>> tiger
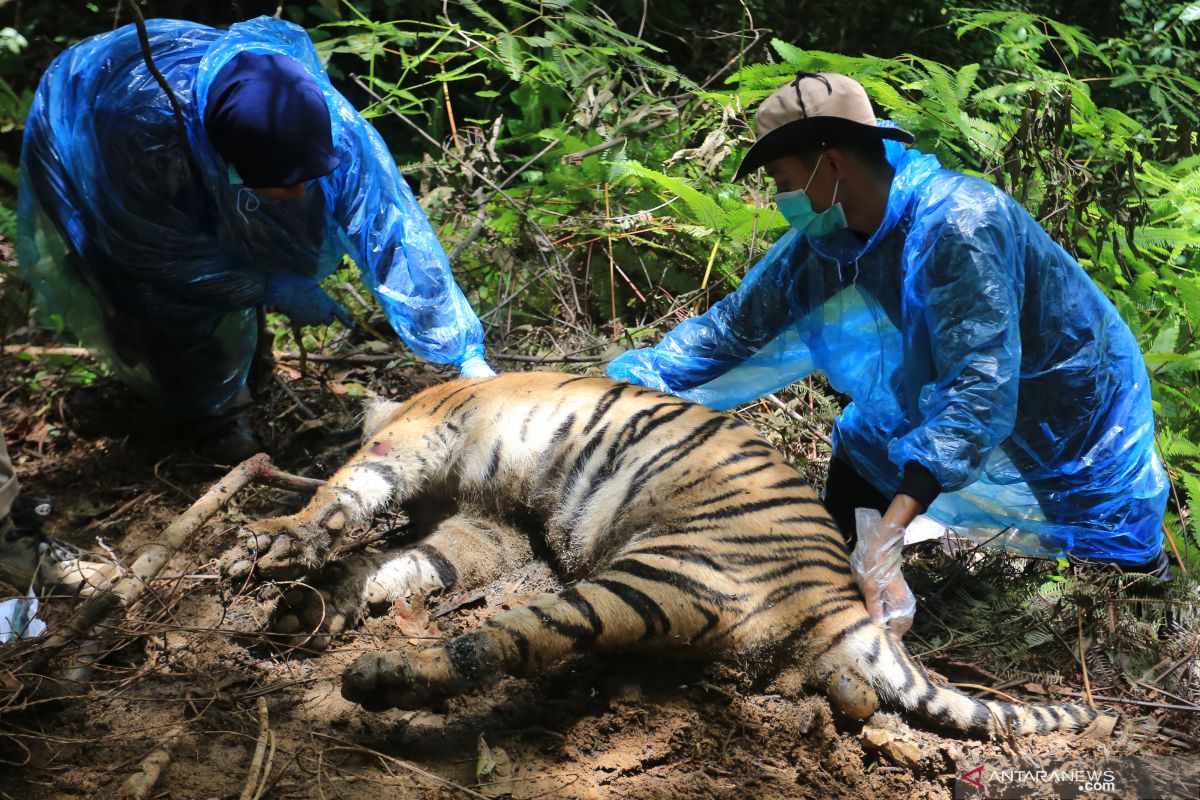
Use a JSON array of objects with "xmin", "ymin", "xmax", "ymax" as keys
[{"xmin": 219, "ymin": 371, "xmax": 1097, "ymax": 738}]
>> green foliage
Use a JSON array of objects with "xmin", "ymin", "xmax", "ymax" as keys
[{"xmin": 314, "ymin": 0, "xmax": 774, "ymax": 330}]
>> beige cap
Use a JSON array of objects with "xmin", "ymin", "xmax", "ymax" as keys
[{"xmin": 734, "ymin": 72, "xmax": 913, "ymax": 180}]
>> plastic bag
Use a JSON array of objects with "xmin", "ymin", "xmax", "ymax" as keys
[
  {"xmin": 458, "ymin": 355, "xmax": 498, "ymax": 379},
  {"xmin": 851, "ymin": 508, "xmax": 916, "ymax": 635},
  {"xmin": 0, "ymin": 589, "xmax": 47, "ymax": 644}
]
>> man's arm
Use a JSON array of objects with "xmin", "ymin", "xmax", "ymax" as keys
[
  {"xmin": 327, "ymin": 109, "xmax": 489, "ymax": 372},
  {"xmin": 608, "ymin": 230, "xmax": 808, "ymax": 398},
  {"xmin": 888, "ymin": 198, "xmax": 1023, "ymax": 496}
]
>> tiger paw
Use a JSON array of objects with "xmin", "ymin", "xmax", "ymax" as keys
[
  {"xmin": 341, "ymin": 647, "xmax": 463, "ymax": 711},
  {"xmin": 268, "ymin": 555, "xmax": 383, "ymax": 651},
  {"xmin": 219, "ymin": 515, "xmax": 332, "ymax": 581}
]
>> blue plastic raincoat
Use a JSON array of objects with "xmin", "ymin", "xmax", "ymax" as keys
[
  {"xmin": 18, "ymin": 16, "xmax": 486, "ymax": 416},
  {"xmin": 609, "ymin": 140, "xmax": 1168, "ymax": 565}
]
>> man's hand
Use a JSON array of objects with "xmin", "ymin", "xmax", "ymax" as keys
[
  {"xmin": 851, "ymin": 496, "xmax": 921, "ymax": 636},
  {"xmin": 265, "ymin": 273, "xmax": 352, "ymax": 328},
  {"xmin": 857, "ymin": 558, "xmax": 917, "ymax": 636},
  {"xmin": 458, "ymin": 354, "xmax": 497, "ymax": 379}
]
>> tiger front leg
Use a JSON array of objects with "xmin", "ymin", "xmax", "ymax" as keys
[
  {"xmin": 219, "ymin": 500, "xmax": 350, "ymax": 581},
  {"xmin": 220, "ymin": 461, "xmax": 403, "ymax": 581}
]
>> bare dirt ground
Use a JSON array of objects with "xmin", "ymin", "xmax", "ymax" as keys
[{"xmin": 1, "ymin": 350, "xmax": 1196, "ymax": 799}]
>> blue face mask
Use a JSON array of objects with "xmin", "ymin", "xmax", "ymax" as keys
[{"xmin": 775, "ymin": 153, "xmax": 847, "ymax": 237}]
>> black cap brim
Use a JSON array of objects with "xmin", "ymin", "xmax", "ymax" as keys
[{"xmin": 733, "ymin": 117, "xmax": 915, "ymax": 181}]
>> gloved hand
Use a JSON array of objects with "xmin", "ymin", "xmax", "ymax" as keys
[
  {"xmin": 459, "ymin": 354, "xmax": 498, "ymax": 379},
  {"xmin": 265, "ymin": 273, "xmax": 352, "ymax": 328},
  {"xmin": 851, "ymin": 508, "xmax": 916, "ymax": 636}
]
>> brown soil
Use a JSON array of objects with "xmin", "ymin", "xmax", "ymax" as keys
[{"xmin": 0, "ymin": 355, "xmax": 1188, "ymax": 799}]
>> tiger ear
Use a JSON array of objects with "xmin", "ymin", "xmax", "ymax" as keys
[{"xmin": 360, "ymin": 398, "xmax": 403, "ymax": 442}]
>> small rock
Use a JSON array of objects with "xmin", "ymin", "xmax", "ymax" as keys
[{"xmin": 861, "ymin": 723, "xmax": 923, "ymax": 771}]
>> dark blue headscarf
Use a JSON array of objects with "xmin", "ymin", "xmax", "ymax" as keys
[{"xmin": 203, "ymin": 51, "xmax": 341, "ymax": 188}]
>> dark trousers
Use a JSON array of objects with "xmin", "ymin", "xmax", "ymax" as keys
[
  {"xmin": 820, "ymin": 453, "xmax": 1170, "ymax": 579},
  {"xmin": 821, "ymin": 454, "xmax": 889, "ymax": 551}
]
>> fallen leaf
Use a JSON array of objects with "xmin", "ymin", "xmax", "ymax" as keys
[
  {"xmin": 476, "ymin": 734, "xmax": 496, "ymax": 781},
  {"xmin": 1074, "ymin": 713, "xmax": 1118, "ymax": 741},
  {"xmin": 391, "ymin": 594, "xmax": 440, "ymax": 639}
]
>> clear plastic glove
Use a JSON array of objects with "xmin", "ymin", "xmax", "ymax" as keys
[
  {"xmin": 851, "ymin": 507, "xmax": 917, "ymax": 635},
  {"xmin": 458, "ymin": 354, "xmax": 497, "ymax": 379},
  {"xmin": 265, "ymin": 273, "xmax": 352, "ymax": 328}
]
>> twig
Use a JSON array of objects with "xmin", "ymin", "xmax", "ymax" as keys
[
  {"xmin": 122, "ymin": 0, "xmax": 200, "ymax": 182},
  {"xmin": 605, "ymin": 182, "xmax": 618, "ymax": 338},
  {"xmin": 2, "ymin": 345, "xmax": 91, "ymax": 358},
  {"xmin": 441, "ymin": 81, "xmax": 461, "ymax": 152},
  {"xmin": 22, "ymin": 455, "xmax": 274, "ymax": 688},
  {"xmin": 1161, "ymin": 521, "xmax": 1187, "ymax": 575},
  {"xmin": 274, "ymin": 350, "xmax": 603, "ymax": 365},
  {"xmin": 1056, "ymin": 688, "xmax": 1200, "ymax": 714},
  {"xmin": 948, "ymin": 682, "xmax": 1023, "ymax": 704},
  {"xmin": 1151, "ymin": 636, "xmax": 1200, "ymax": 685},
  {"xmin": 561, "ymin": 137, "xmax": 627, "ymax": 165},
  {"xmin": 273, "ymin": 374, "xmax": 318, "ymax": 421},
  {"xmin": 1135, "ymin": 680, "xmax": 1200, "ymax": 710},
  {"xmin": 763, "ymin": 393, "xmax": 834, "ymax": 446},
  {"xmin": 240, "ymin": 697, "xmax": 271, "ymax": 800},
  {"xmin": 313, "ymin": 732, "xmax": 491, "ymax": 799},
  {"xmin": 118, "ymin": 722, "xmax": 189, "ymax": 800},
  {"xmin": 492, "ymin": 353, "xmax": 604, "ymax": 364},
  {"xmin": 255, "ymin": 466, "xmax": 326, "ymax": 492},
  {"xmin": 449, "ymin": 188, "xmax": 487, "ymax": 263},
  {"xmin": 493, "ymin": 137, "xmax": 561, "ymax": 194},
  {"xmin": 290, "ymin": 322, "xmax": 308, "ymax": 376},
  {"xmin": 1077, "ymin": 608, "xmax": 1094, "ymax": 707}
]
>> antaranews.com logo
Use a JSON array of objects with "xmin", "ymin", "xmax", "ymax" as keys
[{"xmin": 955, "ymin": 754, "xmax": 1199, "ymax": 798}]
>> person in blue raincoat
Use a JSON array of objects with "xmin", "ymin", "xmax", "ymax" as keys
[
  {"xmin": 609, "ymin": 72, "xmax": 1170, "ymax": 632},
  {"xmin": 18, "ymin": 16, "xmax": 496, "ymax": 460}
]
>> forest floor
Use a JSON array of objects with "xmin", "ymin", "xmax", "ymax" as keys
[{"xmin": 0, "ymin": 341, "xmax": 1197, "ymax": 800}]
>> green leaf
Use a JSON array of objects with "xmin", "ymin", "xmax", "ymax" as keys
[{"xmin": 609, "ymin": 157, "xmax": 726, "ymax": 230}]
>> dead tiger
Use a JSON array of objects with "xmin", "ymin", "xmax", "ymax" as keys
[{"xmin": 219, "ymin": 371, "xmax": 1095, "ymax": 737}]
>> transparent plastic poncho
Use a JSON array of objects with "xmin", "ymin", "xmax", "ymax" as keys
[
  {"xmin": 610, "ymin": 140, "xmax": 1168, "ymax": 565},
  {"xmin": 18, "ymin": 16, "xmax": 485, "ymax": 417}
]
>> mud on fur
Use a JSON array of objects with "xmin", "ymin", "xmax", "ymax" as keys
[{"xmin": 223, "ymin": 372, "xmax": 1096, "ymax": 737}]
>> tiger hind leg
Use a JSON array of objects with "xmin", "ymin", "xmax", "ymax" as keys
[
  {"xmin": 341, "ymin": 552, "xmax": 741, "ymax": 710},
  {"xmin": 270, "ymin": 513, "xmax": 532, "ymax": 651}
]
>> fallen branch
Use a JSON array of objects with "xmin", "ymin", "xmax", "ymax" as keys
[
  {"xmin": 22, "ymin": 454, "xmax": 274, "ymax": 689},
  {"xmin": 118, "ymin": 722, "xmax": 189, "ymax": 800}
]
